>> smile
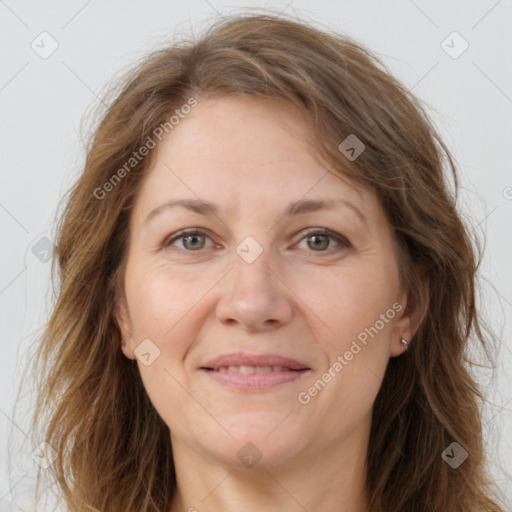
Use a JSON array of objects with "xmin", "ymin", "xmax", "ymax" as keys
[
  {"xmin": 200, "ymin": 365, "xmax": 310, "ymax": 391},
  {"xmin": 209, "ymin": 365, "xmax": 296, "ymax": 373}
]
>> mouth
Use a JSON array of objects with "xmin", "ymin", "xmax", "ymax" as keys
[
  {"xmin": 200, "ymin": 353, "xmax": 311, "ymax": 391},
  {"xmin": 205, "ymin": 365, "xmax": 301, "ymax": 373}
]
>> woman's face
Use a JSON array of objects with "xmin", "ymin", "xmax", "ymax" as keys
[{"xmin": 117, "ymin": 96, "xmax": 416, "ymax": 470}]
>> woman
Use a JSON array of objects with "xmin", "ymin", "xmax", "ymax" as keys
[{"xmin": 29, "ymin": 13, "xmax": 504, "ymax": 511}]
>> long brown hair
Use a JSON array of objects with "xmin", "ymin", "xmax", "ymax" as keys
[{"xmin": 25, "ymin": 12, "xmax": 504, "ymax": 511}]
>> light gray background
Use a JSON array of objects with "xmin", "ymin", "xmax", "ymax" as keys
[{"xmin": 1, "ymin": 0, "xmax": 511, "ymax": 509}]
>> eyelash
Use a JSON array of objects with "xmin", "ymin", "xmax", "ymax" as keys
[{"xmin": 161, "ymin": 228, "xmax": 351, "ymax": 254}]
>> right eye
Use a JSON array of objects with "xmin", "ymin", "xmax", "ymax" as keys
[{"xmin": 162, "ymin": 229, "xmax": 215, "ymax": 252}]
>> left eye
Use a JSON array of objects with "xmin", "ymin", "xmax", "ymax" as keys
[
  {"xmin": 296, "ymin": 230, "xmax": 350, "ymax": 252},
  {"xmin": 162, "ymin": 229, "xmax": 350, "ymax": 253}
]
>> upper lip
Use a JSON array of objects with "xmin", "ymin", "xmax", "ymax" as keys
[{"xmin": 201, "ymin": 353, "xmax": 310, "ymax": 371}]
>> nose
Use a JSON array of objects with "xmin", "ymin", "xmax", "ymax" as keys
[{"xmin": 215, "ymin": 250, "xmax": 294, "ymax": 333}]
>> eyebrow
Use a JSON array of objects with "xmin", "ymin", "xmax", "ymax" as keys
[{"xmin": 144, "ymin": 197, "xmax": 367, "ymax": 226}]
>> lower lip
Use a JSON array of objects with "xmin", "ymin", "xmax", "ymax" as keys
[{"xmin": 201, "ymin": 368, "xmax": 309, "ymax": 391}]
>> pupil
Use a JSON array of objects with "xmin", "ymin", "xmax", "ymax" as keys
[
  {"xmin": 309, "ymin": 234, "xmax": 328, "ymax": 250},
  {"xmin": 184, "ymin": 234, "xmax": 203, "ymax": 249}
]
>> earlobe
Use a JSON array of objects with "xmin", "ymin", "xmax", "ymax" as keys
[
  {"xmin": 407, "ymin": 271, "xmax": 430, "ymax": 341},
  {"xmin": 120, "ymin": 337, "xmax": 135, "ymax": 361},
  {"xmin": 114, "ymin": 300, "xmax": 135, "ymax": 360},
  {"xmin": 393, "ymin": 271, "xmax": 429, "ymax": 356}
]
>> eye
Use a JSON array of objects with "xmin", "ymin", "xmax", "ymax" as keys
[
  {"xmin": 162, "ymin": 230, "xmax": 214, "ymax": 251},
  {"xmin": 162, "ymin": 228, "xmax": 351, "ymax": 254},
  {"xmin": 296, "ymin": 229, "xmax": 351, "ymax": 253}
]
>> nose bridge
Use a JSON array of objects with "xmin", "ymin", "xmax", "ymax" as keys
[
  {"xmin": 229, "ymin": 237, "xmax": 278, "ymax": 301},
  {"xmin": 215, "ymin": 236, "xmax": 293, "ymax": 329}
]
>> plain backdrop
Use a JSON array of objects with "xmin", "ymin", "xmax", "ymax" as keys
[{"xmin": 1, "ymin": 0, "xmax": 511, "ymax": 510}]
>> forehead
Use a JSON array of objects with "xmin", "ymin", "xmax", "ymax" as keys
[
  {"xmin": 133, "ymin": 96, "xmax": 378, "ymax": 223},
  {"xmin": 159, "ymin": 96, "xmax": 323, "ymax": 176}
]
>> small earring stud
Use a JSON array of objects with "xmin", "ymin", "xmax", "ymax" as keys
[{"xmin": 401, "ymin": 338, "xmax": 408, "ymax": 350}]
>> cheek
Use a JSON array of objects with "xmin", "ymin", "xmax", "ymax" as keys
[
  {"xmin": 125, "ymin": 261, "xmax": 201, "ymax": 341},
  {"xmin": 128, "ymin": 281, "xmax": 174, "ymax": 339},
  {"xmin": 125, "ymin": 266, "xmax": 200, "ymax": 423},
  {"xmin": 315, "ymin": 265, "xmax": 398, "ymax": 350},
  {"xmin": 299, "ymin": 269, "xmax": 395, "ymax": 438},
  {"xmin": 124, "ymin": 262, "xmax": 219, "ymax": 387}
]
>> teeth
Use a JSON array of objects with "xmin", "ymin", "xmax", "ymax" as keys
[
  {"xmin": 214, "ymin": 365, "xmax": 292, "ymax": 373},
  {"xmin": 254, "ymin": 366, "xmax": 272, "ymax": 373}
]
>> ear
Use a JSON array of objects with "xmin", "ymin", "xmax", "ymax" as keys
[
  {"xmin": 113, "ymin": 297, "xmax": 136, "ymax": 361},
  {"xmin": 390, "ymin": 269, "xmax": 429, "ymax": 357}
]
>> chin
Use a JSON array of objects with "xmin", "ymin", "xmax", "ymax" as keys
[
  {"xmin": 192, "ymin": 416, "xmax": 309, "ymax": 470},
  {"xmin": 208, "ymin": 438, "xmax": 303, "ymax": 471}
]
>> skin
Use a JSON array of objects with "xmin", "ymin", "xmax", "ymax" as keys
[{"xmin": 116, "ymin": 96, "xmax": 425, "ymax": 512}]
